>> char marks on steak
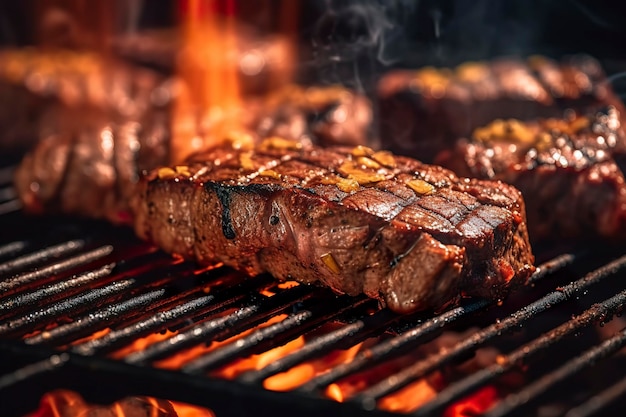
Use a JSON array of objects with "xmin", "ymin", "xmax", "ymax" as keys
[
  {"xmin": 378, "ymin": 55, "xmax": 625, "ymax": 163},
  {"xmin": 133, "ymin": 140, "xmax": 535, "ymax": 314},
  {"xmin": 437, "ymin": 107, "xmax": 626, "ymax": 241},
  {"xmin": 13, "ymin": 84, "xmax": 372, "ymax": 224}
]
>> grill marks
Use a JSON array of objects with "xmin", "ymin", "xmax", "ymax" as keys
[
  {"xmin": 13, "ymin": 107, "xmax": 171, "ymax": 224},
  {"xmin": 134, "ymin": 143, "xmax": 534, "ymax": 314}
]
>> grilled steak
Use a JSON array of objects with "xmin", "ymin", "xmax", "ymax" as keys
[
  {"xmin": 133, "ymin": 140, "xmax": 535, "ymax": 314},
  {"xmin": 13, "ymin": 85, "xmax": 372, "ymax": 223},
  {"xmin": 0, "ymin": 49, "xmax": 168, "ymax": 153},
  {"xmin": 437, "ymin": 107, "xmax": 626, "ymax": 241},
  {"xmin": 378, "ymin": 55, "xmax": 625, "ymax": 163}
]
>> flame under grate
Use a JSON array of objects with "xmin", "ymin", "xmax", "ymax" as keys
[{"xmin": 1, "ymin": 161, "xmax": 626, "ymax": 417}]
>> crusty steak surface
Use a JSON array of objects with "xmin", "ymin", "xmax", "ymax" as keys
[
  {"xmin": 133, "ymin": 140, "xmax": 535, "ymax": 314},
  {"xmin": 437, "ymin": 107, "xmax": 626, "ymax": 241},
  {"xmin": 377, "ymin": 55, "xmax": 625, "ymax": 163}
]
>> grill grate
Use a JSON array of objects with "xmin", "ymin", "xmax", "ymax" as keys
[{"xmin": 1, "ymin": 163, "xmax": 626, "ymax": 417}]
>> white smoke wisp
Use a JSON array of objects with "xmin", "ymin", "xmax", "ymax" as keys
[{"xmin": 309, "ymin": 0, "xmax": 419, "ymax": 92}]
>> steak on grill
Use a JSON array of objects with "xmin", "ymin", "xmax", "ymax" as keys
[
  {"xmin": 132, "ymin": 140, "xmax": 535, "ymax": 314},
  {"xmin": 436, "ymin": 107, "xmax": 626, "ymax": 241},
  {"xmin": 13, "ymin": 85, "xmax": 372, "ymax": 224},
  {"xmin": 378, "ymin": 55, "xmax": 625, "ymax": 163}
]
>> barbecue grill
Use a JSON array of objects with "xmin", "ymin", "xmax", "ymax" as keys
[
  {"xmin": 2, "ymin": 151, "xmax": 626, "ymax": 417},
  {"xmin": 3, "ymin": 1, "xmax": 626, "ymax": 416}
]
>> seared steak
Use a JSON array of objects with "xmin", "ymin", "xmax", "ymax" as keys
[
  {"xmin": 133, "ymin": 140, "xmax": 535, "ymax": 314},
  {"xmin": 378, "ymin": 55, "xmax": 625, "ymax": 163},
  {"xmin": 0, "ymin": 49, "xmax": 165, "ymax": 153},
  {"xmin": 13, "ymin": 85, "xmax": 372, "ymax": 223},
  {"xmin": 437, "ymin": 107, "xmax": 626, "ymax": 241}
]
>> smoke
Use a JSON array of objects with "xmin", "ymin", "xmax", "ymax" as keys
[
  {"xmin": 304, "ymin": 0, "xmax": 626, "ymax": 92},
  {"xmin": 306, "ymin": 0, "xmax": 418, "ymax": 93}
]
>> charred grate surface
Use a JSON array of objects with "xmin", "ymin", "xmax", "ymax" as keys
[{"xmin": 1, "ymin": 188, "xmax": 626, "ymax": 416}]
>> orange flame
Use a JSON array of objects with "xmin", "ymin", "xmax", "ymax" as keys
[
  {"xmin": 264, "ymin": 342, "xmax": 364, "ymax": 392},
  {"xmin": 26, "ymin": 390, "xmax": 215, "ymax": 417},
  {"xmin": 172, "ymin": 0, "xmax": 245, "ymax": 162}
]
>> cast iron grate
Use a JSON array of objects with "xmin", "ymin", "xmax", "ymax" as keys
[{"xmin": 0, "ymin": 162, "xmax": 625, "ymax": 417}]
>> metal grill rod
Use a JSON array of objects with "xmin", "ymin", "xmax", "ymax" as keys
[
  {"xmin": 297, "ymin": 253, "xmax": 577, "ymax": 394},
  {"xmin": 0, "ymin": 245, "xmax": 113, "ymax": 294},
  {"xmin": 0, "ymin": 263, "xmax": 114, "ymax": 313},
  {"xmin": 238, "ymin": 309, "xmax": 399, "ymax": 384},
  {"xmin": 0, "ymin": 239, "xmax": 85, "ymax": 277},
  {"xmin": 72, "ymin": 275, "xmax": 276, "ymax": 356},
  {"xmin": 0, "ymin": 353, "xmax": 69, "ymax": 391},
  {"xmin": 484, "ymin": 327, "xmax": 626, "ymax": 417},
  {"xmin": 412, "ymin": 289, "xmax": 626, "ymax": 416},
  {"xmin": 24, "ymin": 289, "xmax": 168, "ymax": 346},
  {"xmin": 182, "ymin": 295, "xmax": 373, "ymax": 374},
  {"xmin": 0, "ymin": 241, "xmax": 26, "ymax": 259},
  {"xmin": 350, "ymin": 253, "xmax": 626, "ymax": 404},
  {"xmin": 0, "ymin": 199, "xmax": 21, "ymax": 216},
  {"xmin": 124, "ymin": 284, "xmax": 316, "ymax": 365},
  {"xmin": 0, "ymin": 279, "xmax": 136, "ymax": 337}
]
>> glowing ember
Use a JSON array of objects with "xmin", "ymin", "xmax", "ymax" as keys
[
  {"xmin": 111, "ymin": 330, "xmax": 177, "ymax": 360},
  {"xmin": 378, "ymin": 379, "xmax": 438, "ymax": 413},
  {"xmin": 154, "ymin": 314, "xmax": 289, "ymax": 370},
  {"xmin": 443, "ymin": 386, "xmax": 499, "ymax": 417},
  {"xmin": 26, "ymin": 390, "xmax": 214, "ymax": 417},
  {"xmin": 264, "ymin": 342, "xmax": 363, "ymax": 392},
  {"xmin": 216, "ymin": 336, "xmax": 305, "ymax": 380}
]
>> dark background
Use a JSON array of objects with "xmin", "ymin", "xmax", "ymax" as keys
[{"xmin": 2, "ymin": 0, "xmax": 626, "ymax": 91}]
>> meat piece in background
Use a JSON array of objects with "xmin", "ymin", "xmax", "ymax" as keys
[
  {"xmin": 377, "ymin": 55, "xmax": 626, "ymax": 163},
  {"xmin": 13, "ymin": 83, "xmax": 372, "ymax": 224},
  {"xmin": 133, "ymin": 140, "xmax": 534, "ymax": 314},
  {"xmin": 437, "ymin": 107, "xmax": 626, "ymax": 242}
]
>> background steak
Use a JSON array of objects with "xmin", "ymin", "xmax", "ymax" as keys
[
  {"xmin": 377, "ymin": 55, "xmax": 625, "ymax": 163},
  {"xmin": 437, "ymin": 107, "xmax": 626, "ymax": 241}
]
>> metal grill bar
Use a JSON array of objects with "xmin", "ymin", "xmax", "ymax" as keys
[
  {"xmin": 0, "ymin": 199, "xmax": 21, "ymax": 216},
  {"xmin": 298, "ymin": 299, "xmax": 490, "ymax": 394},
  {"xmin": 0, "ymin": 353, "xmax": 69, "ymax": 391},
  {"xmin": 412, "ymin": 289, "xmax": 626, "ymax": 416},
  {"xmin": 24, "ymin": 289, "xmax": 168, "ymax": 346},
  {"xmin": 0, "ymin": 279, "xmax": 136, "ymax": 337},
  {"xmin": 124, "ymin": 285, "xmax": 316, "ymax": 365},
  {"xmin": 239, "ymin": 309, "xmax": 399, "ymax": 384},
  {"xmin": 565, "ymin": 375, "xmax": 626, "ymax": 417},
  {"xmin": 0, "ymin": 239, "xmax": 85, "ymax": 277},
  {"xmin": 71, "ymin": 295, "xmax": 216, "ymax": 355},
  {"xmin": 352, "ymin": 253, "xmax": 626, "ymax": 404},
  {"xmin": 0, "ymin": 263, "xmax": 115, "ymax": 314},
  {"xmin": 484, "ymin": 328, "xmax": 626, "ymax": 417},
  {"xmin": 0, "ymin": 245, "xmax": 114, "ymax": 294},
  {"xmin": 183, "ymin": 309, "xmax": 315, "ymax": 373},
  {"xmin": 182, "ymin": 295, "xmax": 373, "ymax": 374},
  {"xmin": 73, "ymin": 275, "xmax": 275, "ymax": 356},
  {"xmin": 297, "ymin": 253, "xmax": 577, "ymax": 394},
  {"xmin": 0, "ymin": 187, "xmax": 16, "ymax": 201},
  {"xmin": 0, "ymin": 241, "xmax": 26, "ymax": 259}
]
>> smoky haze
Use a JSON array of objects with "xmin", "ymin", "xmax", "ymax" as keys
[{"xmin": 301, "ymin": 0, "xmax": 626, "ymax": 93}]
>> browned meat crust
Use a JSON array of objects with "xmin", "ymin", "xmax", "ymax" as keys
[
  {"xmin": 133, "ymin": 141, "xmax": 535, "ymax": 314},
  {"xmin": 13, "ymin": 85, "xmax": 372, "ymax": 224},
  {"xmin": 377, "ymin": 55, "xmax": 625, "ymax": 163},
  {"xmin": 437, "ymin": 107, "xmax": 626, "ymax": 241}
]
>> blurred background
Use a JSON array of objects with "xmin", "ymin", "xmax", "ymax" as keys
[{"xmin": 3, "ymin": 0, "xmax": 626, "ymax": 93}]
